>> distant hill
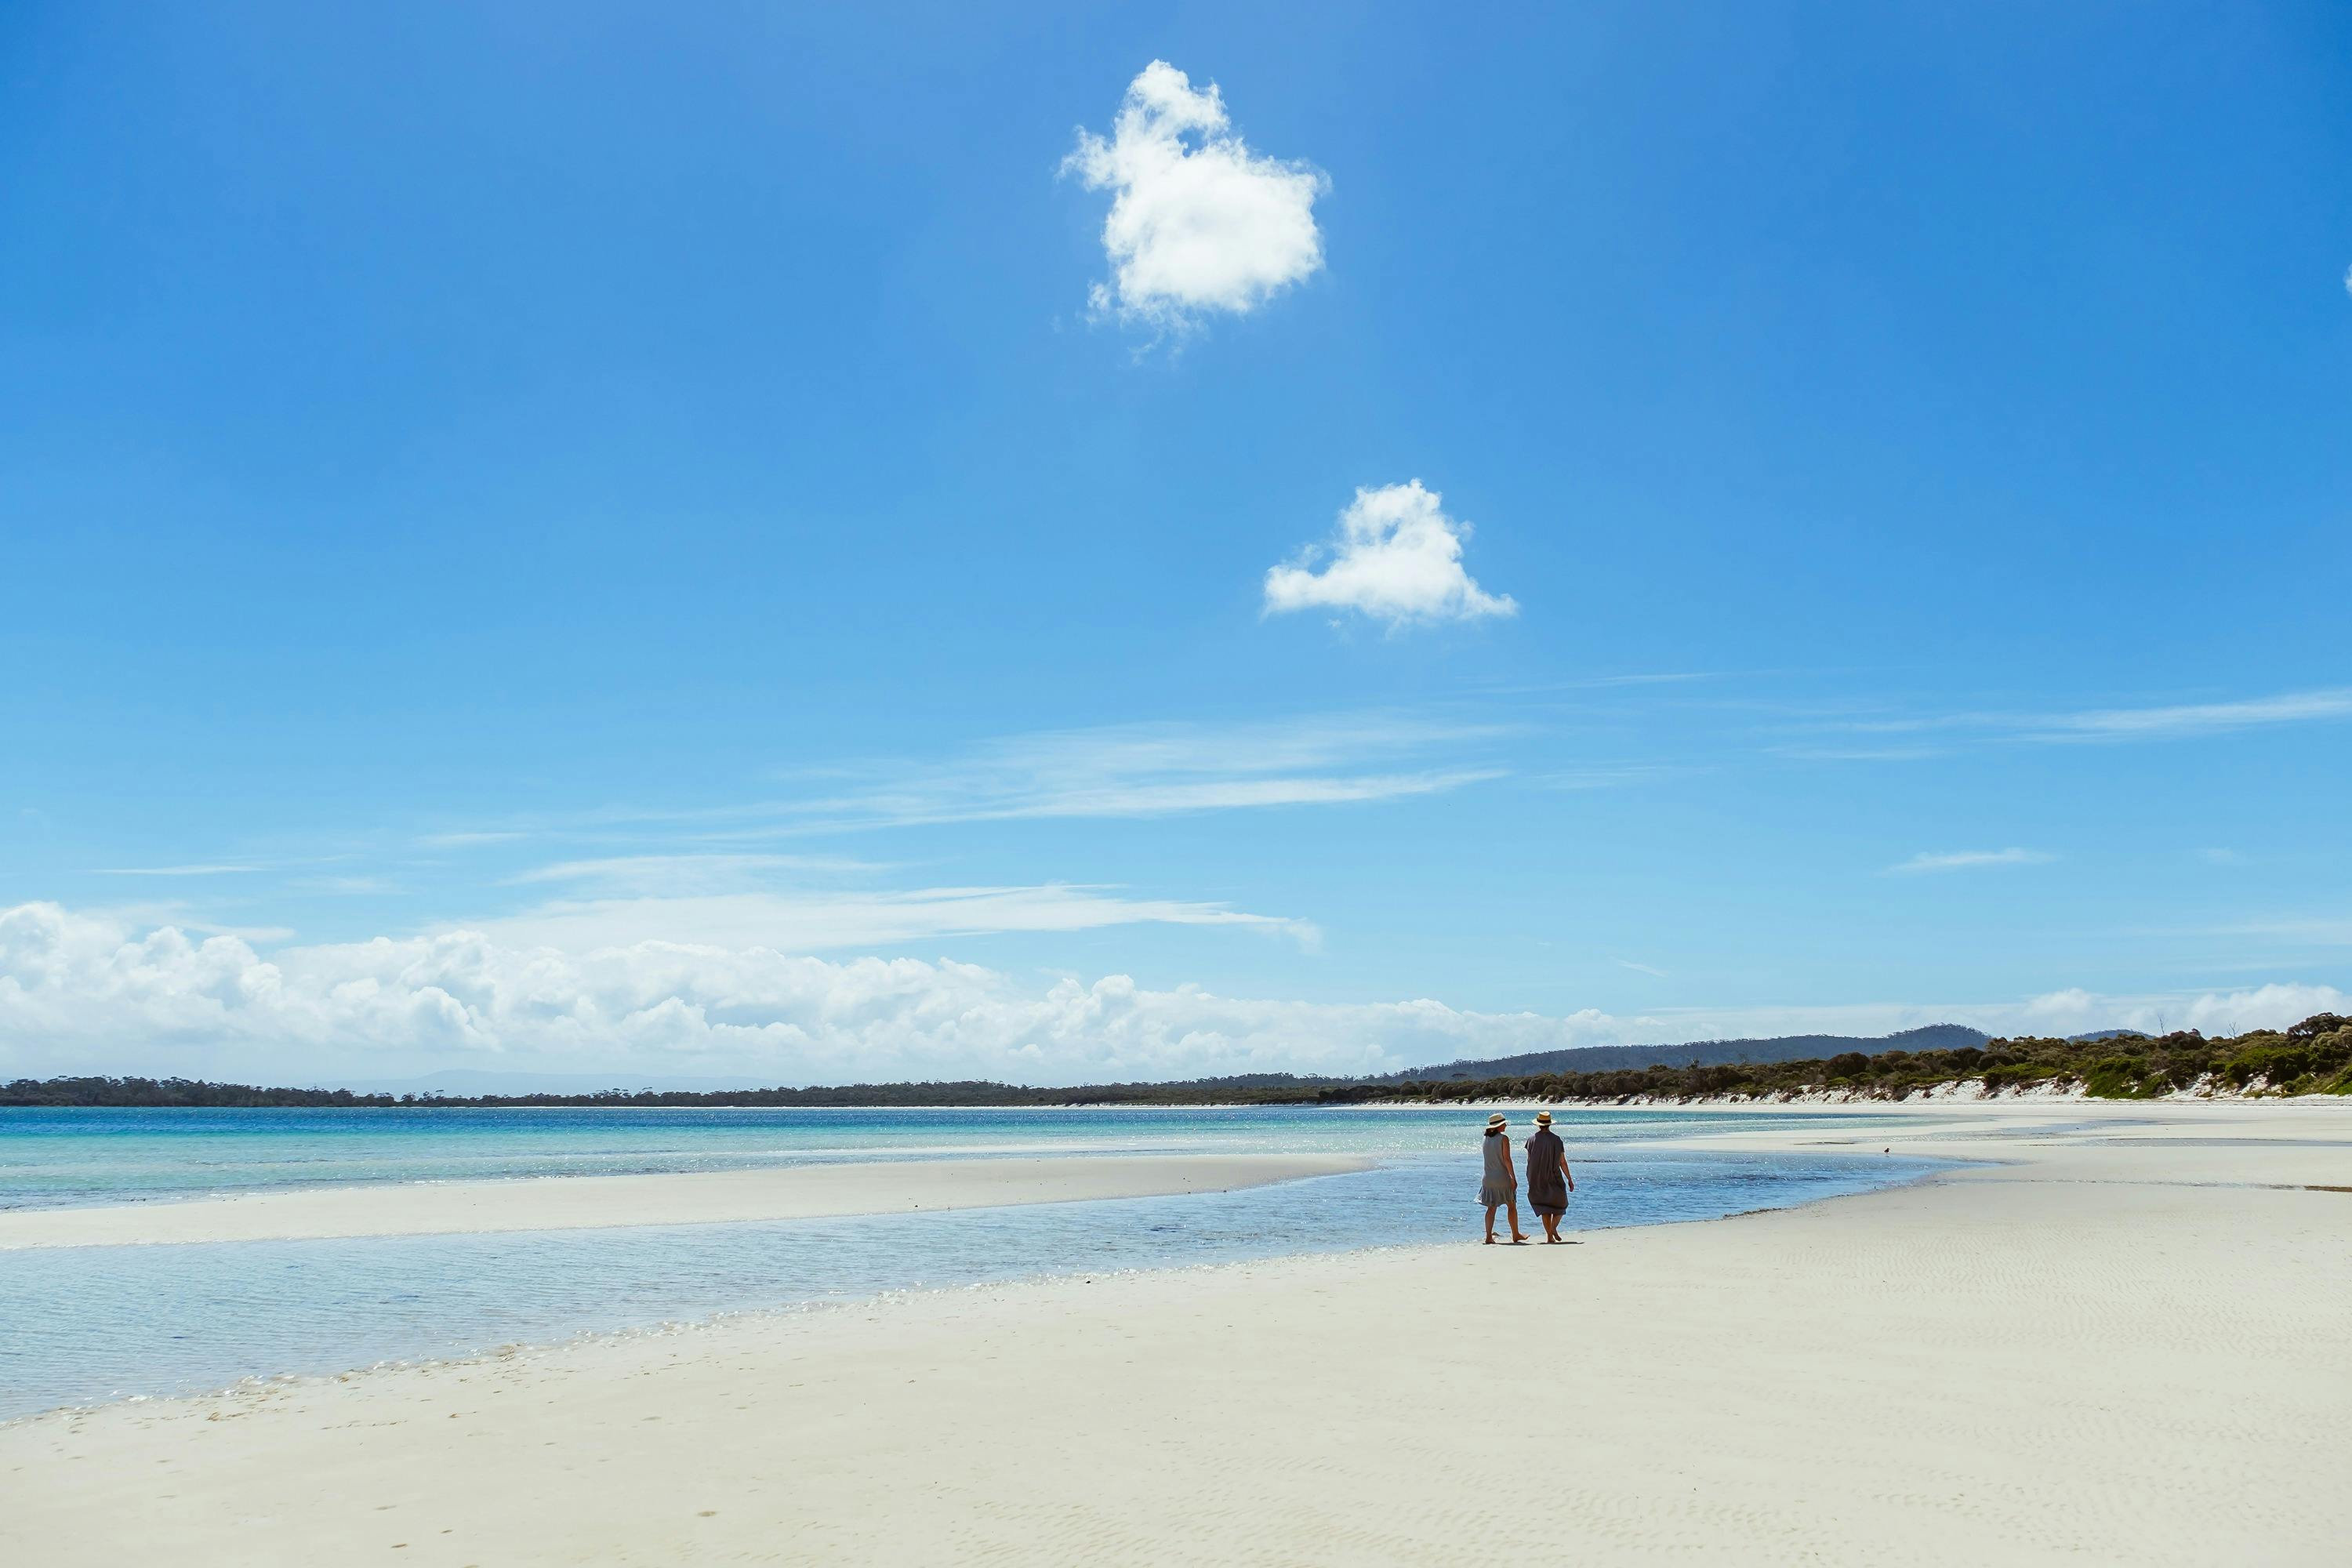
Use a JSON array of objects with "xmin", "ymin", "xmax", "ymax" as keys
[{"xmin": 1375, "ymin": 1025, "xmax": 1992, "ymax": 1083}]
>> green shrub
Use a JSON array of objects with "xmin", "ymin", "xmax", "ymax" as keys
[
  {"xmin": 2220, "ymin": 1043, "xmax": 2314, "ymax": 1091},
  {"xmin": 1982, "ymin": 1063, "xmax": 2070, "ymax": 1091},
  {"xmin": 2083, "ymin": 1056, "xmax": 2169, "ymax": 1098}
]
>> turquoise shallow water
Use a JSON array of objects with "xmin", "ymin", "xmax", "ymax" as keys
[
  {"xmin": 0, "ymin": 1106, "xmax": 1942, "ymax": 1420},
  {"xmin": 5, "ymin": 1103, "xmax": 1883, "ymax": 1209}
]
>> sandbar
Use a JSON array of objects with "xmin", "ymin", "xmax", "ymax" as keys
[{"xmin": 0, "ymin": 1152, "xmax": 1370, "ymax": 1250}]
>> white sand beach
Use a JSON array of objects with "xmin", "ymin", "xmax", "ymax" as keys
[
  {"xmin": 4, "ymin": 1101, "xmax": 2347, "ymax": 1565},
  {"xmin": 0, "ymin": 1152, "xmax": 1369, "ymax": 1249}
]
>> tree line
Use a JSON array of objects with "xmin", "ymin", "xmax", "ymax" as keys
[{"xmin": 5, "ymin": 1016, "xmax": 2347, "ymax": 1109}]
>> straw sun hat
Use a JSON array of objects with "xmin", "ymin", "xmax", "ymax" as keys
[
  {"xmin": 1486, "ymin": 1113, "xmax": 1508, "ymax": 1130},
  {"xmin": 1534, "ymin": 1111, "xmax": 1553, "ymax": 1126}
]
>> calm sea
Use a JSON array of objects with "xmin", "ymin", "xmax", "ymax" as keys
[{"xmin": 0, "ymin": 1105, "xmax": 1940, "ymax": 1420}]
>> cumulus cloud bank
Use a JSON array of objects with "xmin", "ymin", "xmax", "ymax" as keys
[
  {"xmin": 1063, "ymin": 60, "xmax": 1326, "ymax": 331},
  {"xmin": 0, "ymin": 903, "xmax": 1618, "ymax": 1083},
  {"xmin": 5, "ymin": 902, "xmax": 2341, "ymax": 1087},
  {"xmin": 1265, "ymin": 481, "xmax": 1518, "ymax": 627}
]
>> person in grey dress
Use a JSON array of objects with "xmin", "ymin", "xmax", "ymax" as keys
[
  {"xmin": 1479, "ymin": 1112, "xmax": 1530, "ymax": 1244},
  {"xmin": 1523, "ymin": 1109, "xmax": 1576, "ymax": 1243}
]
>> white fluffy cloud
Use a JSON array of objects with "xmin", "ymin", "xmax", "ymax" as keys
[
  {"xmin": 1062, "ymin": 60, "xmax": 1326, "ymax": 331},
  {"xmin": 5, "ymin": 902, "xmax": 2343, "ymax": 1087},
  {"xmin": 1265, "ymin": 481, "xmax": 1518, "ymax": 627},
  {"xmin": 0, "ymin": 902, "xmax": 1617, "ymax": 1083}
]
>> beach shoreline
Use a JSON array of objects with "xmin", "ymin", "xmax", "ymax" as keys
[{"xmin": 2, "ymin": 1098, "xmax": 2345, "ymax": 1563}]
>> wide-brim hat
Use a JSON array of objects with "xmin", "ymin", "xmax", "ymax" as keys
[
  {"xmin": 1486, "ymin": 1112, "xmax": 1508, "ymax": 1128},
  {"xmin": 1534, "ymin": 1111, "xmax": 1553, "ymax": 1125}
]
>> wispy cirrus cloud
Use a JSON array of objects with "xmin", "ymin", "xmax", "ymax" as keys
[
  {"xmin": 506, "ymin": 854, "xmax": 888, "ymax": 893},
  {"xmin": 289, "ymin": 876, "xmax": 404, "ymax": 896},
  {"xmin": 89, "ymin": 864, "xmax": 259, "ymax": 877},
  {"xmin": 2194, "ymin": 914, "xmax": 2352, "ymax": 948},
  {"xmin": 2025, "ymin": 688, "xmax": 2352, "ymax": 741},
  {"xmin": 1887, "ymin": 848, "xmax": 2055, "ymax": 875},
  {"xmin": 648, "ymin": 713, "xmax": 1509, "ymax": 840},
  {"xmin": 805, "ymin": 713, "xmax": 1507, "ymax": 829},
  {"xmin": 462, "ymin": 884, "xmax": 1317, "ymax": 955},
  {"xmin": 481, "ymin": 851, "xmax": 1321, "ymax": 952},
  {"xmin": 396, "ymin": 712, "xmax": 1508, "ymax": 848},
  {"xmin": 1786, "ymin": 686, "xmax": 2352, "ymax": 756}
]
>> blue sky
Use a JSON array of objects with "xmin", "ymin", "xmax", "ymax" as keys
[{"xmin": 4, "ymin": 2, "xmax": 2348, "ymax": 1083}]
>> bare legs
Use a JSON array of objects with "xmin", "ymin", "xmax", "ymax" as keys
[
  {"xmin": 1484, "ymin": 1201, "xmax": 1530, "ymax": 1244},
  {"xmin": 1538, "ymin": 1209, "xmax": 1564, "ymax": 1243}
]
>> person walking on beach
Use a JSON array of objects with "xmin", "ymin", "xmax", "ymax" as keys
[
  {"xmin": 1523, "ymin": 1110, "xmax": 1575, "ymax": 1243},
  {"xmin": 1480, "ymin": 1112, "xmax": 1530, "ymax": 1244}
]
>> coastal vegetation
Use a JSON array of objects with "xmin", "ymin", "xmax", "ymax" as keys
[
  {"xmin": 0, "ymin": 1073, "xmax": 1346, "ymax": 1109},
  {"xmin": 1324, "ymin": 1015, "xmax": 2352, "ymax": 1104},
  {"xmin": 4, "ymin": 1018, "xmax": 2347, "ymax": 1108}
]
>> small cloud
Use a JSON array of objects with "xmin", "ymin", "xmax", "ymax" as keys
[
  {"xmin": 1264, "ymin": 481, "xmax": 1516, "ymax": 629},
  {"xmin": 416, "ymin": 831, "xmax": 528, "ymax": 849},
  {"xmin": 1613, "ymin": 958, "xmax": 1668, "ymax": 978},
  {"xmin": 1887, "ymin": 848, "xmax": 2056, "ymax": 875},
  {"xmin": 1062, "ymin": 60, "xmax": 1326, "ymax": 333},
  {"xmin": 2197, "ymin": 848, "xmax": 2245, "ymax": 866}
]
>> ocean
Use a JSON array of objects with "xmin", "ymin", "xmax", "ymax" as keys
[{"xmin": 0, "ymin": 1105, "xmax": 1940, "ymax": 1420}]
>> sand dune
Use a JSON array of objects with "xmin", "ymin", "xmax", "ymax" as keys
[
  {"xmin": 0, "ymin": 1152, "xmax": 1369, "ymax": 1249},
  {"xmin": 2, "ymin": 1102, "xmax": 2346, "ymax": 1564}
]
